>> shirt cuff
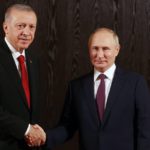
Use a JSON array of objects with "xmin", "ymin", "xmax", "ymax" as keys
[{"xmin": 24, "ymin": 124, "xmax": 31, "ymax": 136}]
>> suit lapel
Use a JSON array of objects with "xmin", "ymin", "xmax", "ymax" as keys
[
  {"xmin": 26, "ymin": 51, "xmax": 38, "ymax": 117},
  {"xmin": 83, "ymin": 72, "xmax": 100, "ymax": 126},
  {"xmin": 102, "ymin": 67, "xmax": 124, "ymax": 126}
]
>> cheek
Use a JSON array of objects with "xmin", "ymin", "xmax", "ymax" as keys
[
  {"xmin": 30, "ymin": 32, "xmax": 35, "ymax": 40},
  {"xmin": 11, "ymin": 29, "xmax": 20, "ymax": 37},
  {"xmin": 31, "ymin": 33, "xmax": 35, "ymax": 39},
  {"xmin": 105, "ymin": 52, "xmax": 112, "ymax": 58},
  {"xmin": 7, "ymin": 32, "xmax": 18, "ymax": 41},
  {"xmin": 89, "ymin": 50, "xmax": 96, "ymax": 58}
]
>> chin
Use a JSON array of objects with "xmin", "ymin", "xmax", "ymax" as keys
[
  {"xmin": 95, "ymin": 64, "xmax": 107, "ymax": 68},
  {"xmin": 20, "ymin": 45, "xmax": 29, "ymax": 49},
  {"xmin": 95, "ymin": 65, "xmax": 107, "ymax": 71}
]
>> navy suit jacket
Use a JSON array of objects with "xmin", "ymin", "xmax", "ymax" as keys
[
  {"xmin": 0, "ymin": 39, "xmax": 42, "ymax": 150},
  {"xmin": 47, "ymin": 67, "xmax": 150, "ymax": 150}
]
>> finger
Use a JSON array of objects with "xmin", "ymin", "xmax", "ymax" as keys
[{"xmin": 32, "ymin": 124, "xmax": 39, "ymax": 129}]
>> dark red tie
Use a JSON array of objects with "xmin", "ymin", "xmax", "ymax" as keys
[
  {"xmin": 18, "ymin": 55, "xmax": 30, "ymax": 108},
  {"xmin": 96, "ymin": 74, "xmax": 105, "ymax": 120}
]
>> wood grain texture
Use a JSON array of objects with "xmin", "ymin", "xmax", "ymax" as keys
[{"xmin": 0, "ymin": 0, "xmax": 150, "ymax": 149}]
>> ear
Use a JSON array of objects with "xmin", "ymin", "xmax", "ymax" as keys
[
  {"xmin": 115, "ymin": 44, "xmax": 120, "ymax": 56},
  {"xmin": 3, "ymin": 22, "xmax": 8, "ymax": 34}
]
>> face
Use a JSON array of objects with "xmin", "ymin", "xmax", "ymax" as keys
[
  {"xmin": 89, "ymin": 30, "xmax": 120, "ymax": 72},
  {"xmin": 3, "ymin": 9, "xmax": 37, "ymax": 52}
]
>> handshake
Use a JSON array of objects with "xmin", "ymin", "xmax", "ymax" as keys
[{"xmin": 25, "ymin": 124, "xmax": 46, "ymax": 147}]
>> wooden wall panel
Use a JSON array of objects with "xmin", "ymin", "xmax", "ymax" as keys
[{"xmin": 0, "ymin": 0, "xmax": 150, "ymax": 150}]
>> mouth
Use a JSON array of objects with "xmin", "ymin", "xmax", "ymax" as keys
[
  {"xmin": 19, "ymin": 38, "xmax": 31, "ymax": 43},
  {"xmin": 18, "ymin": 39, "xmax": 31, "ymax": 46},
  {"xmin": 94, "ymin": 60, "xmax": 106, "ymax": 64},
  {"xmin": 19, "ymin": 38, "xmax": 29, "ymax": 41}
]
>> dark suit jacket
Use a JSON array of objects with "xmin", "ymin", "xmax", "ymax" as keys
[
  {"xmin": 0, "ymin": 39, "xmax": 42, "ymax": 150},
  {"xmin": 47, "ymin": 67, "xmax": 150, "ymax": 150}
]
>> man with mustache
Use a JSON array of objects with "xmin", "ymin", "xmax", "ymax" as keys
[
  {"xmin": 46, "ymin": 27, "xmax": 150, "ymax": 150},
  {"xmin": 0, "ymin": 3, "xmax": 46, "ymax": 150}
]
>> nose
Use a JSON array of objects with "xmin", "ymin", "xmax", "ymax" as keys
[
  {"xmin": 97, "ymin": 49, "xmax": 104, "ymax": 58},
  {"xmin": 22, "ymin": 26, "xmax": 31, "ymax": 36}
]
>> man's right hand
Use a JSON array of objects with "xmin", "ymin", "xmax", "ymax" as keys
[{"xmin": 25, "ymin": 124, "xmax": 46, "ymax": 147}]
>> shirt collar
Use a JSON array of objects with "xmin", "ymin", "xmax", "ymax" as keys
[
  {"xmin": 94, "ymin": 64, "xmax": 116, "ymax": 82},
  {"xmin": 5, "ymin": 37, "xmax": 25, "ymax": 59}
]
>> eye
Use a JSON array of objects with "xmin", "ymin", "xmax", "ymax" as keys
[
  {"xmin": 91, "ymin": 46, "xmax": 99, "ymax": 51},
  {"xmin": 16, "ymin": 24, "xmax": 26, "ymax": 30},
  {"xmin": 29, "ymin": 25, "xmax": 36, "ymax": 31},
  {"xmin": 102, "ymin": 46, "xmax": 110, "ymax": 51}
]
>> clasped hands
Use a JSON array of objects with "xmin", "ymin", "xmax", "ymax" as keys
[{"xmin": 25, "ymin": 124, "xmax": 46, "ymax": 147}]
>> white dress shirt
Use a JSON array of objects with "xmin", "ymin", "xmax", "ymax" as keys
[
  {"xmin": 94, "ymin": 64, "xmax": 116, "ymax": 108},
  {"xmin": 4, "ymin": 37, "xmax": 27, "ymax": 75}
]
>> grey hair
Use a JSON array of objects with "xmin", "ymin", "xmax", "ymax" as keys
[
  {"xmin": 88, "ymin": 27, "xmax": 120, "ymax": 48},
  {"xmin": 4, "ymin": 4, "xmax": 36, "ymax": 22}
]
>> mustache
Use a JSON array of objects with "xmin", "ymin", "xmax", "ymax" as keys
[{"xmin": 19, "ymin": 36, "xmax": 30, "ymax": 40}]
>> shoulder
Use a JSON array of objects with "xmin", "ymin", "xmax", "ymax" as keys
[
  {"xmin": 0, "ymin": 39, "xmax": 11, "ymax": 54},
  {"xmin": 69, "ymin": 71, "xmax": 93, "ymax": 86},
  {"xmin": 25, "ymin": 50, "xmax": 41, "ymax": 68},
  {"xmin": 115, "ymin": 66, "xmax": 146, "ymax": 83},
  {"xmin": 117, "ymin": 67, "xmax": 142, "ymax": 76}
]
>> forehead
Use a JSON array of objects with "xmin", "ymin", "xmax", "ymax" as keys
[
  {"xmin": 9, "ymin": 9, "xmax": 37, "ymax": 24},
  {"xmin": 91, "ymin": 31, "xmax": 115, "ymax": 46}
]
